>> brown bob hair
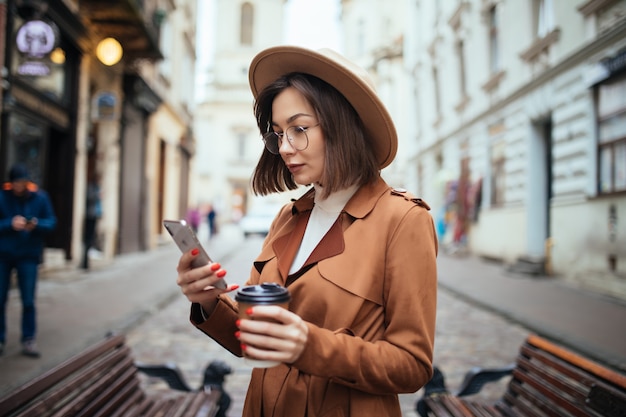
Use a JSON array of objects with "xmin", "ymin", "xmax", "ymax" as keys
[{"xmin": 251, "ymin": 73, "xmax": 380, "ymax": 199}]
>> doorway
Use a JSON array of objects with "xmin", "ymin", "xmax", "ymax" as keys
[{"xmin": 527, "ymin": 117, "xmax": 553, "ymax": 260}]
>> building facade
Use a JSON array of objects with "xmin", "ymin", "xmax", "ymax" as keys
[
  {"xmin": 0, "ymin": 0, "xmax": 198, "ymax": 270},
  {"xmin": 396, "ymin": 0, "xmax": 626, "ymax": 300},
  {"xmin": 193, "ymin": 0, "xmax": 294, "ymax": 229}
]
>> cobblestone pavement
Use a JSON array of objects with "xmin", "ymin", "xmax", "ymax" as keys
[{"xmin": 126, "ymin": 236, "xmax": 531, "ymax": 417}]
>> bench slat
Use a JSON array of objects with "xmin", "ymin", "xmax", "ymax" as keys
[
  {"xmin": 0, "ymin": 334, "xmax": 127, "ymax": 415},
  {"xmin": 498, "ymin": 391, "xmax": 542, "ymax": 417},
  {"xmin": 9, "ymin": 347, "xmax": 135, "ymax": 417},
  {"xmin": 104, "ymin": 390, "xmax": 149, "ymax": 417},
  {"xmin": 115, "ymin": 395, "xmax": 156, "ymax": 417},
  {"xmin": 76, "ymin": 370, "xmax": 143, "ymax": 417},
  {"xmin": 516, "ymin": 353, "xmax": 587, "ymax": 399},
  {"xmin": 505, "ymin": 380, "xmax": 572, "ymax": 417},
  {"xmin": 144, "ymin": 396, "xmax": 178, "ymax": 416},
  {"xmin": 461, "ymin": 400, "xmax": 499, "ymax": 417},
  {"xmin": 0, "ymin": 334, "xmax": 223, "ymax": 417},
  {"xmin": 161, "ymin": 395, "xmax": 191, "ymax": 417},
  {"xmin": 508, "ymin": 340, "xmax": 625, "ymax": 417},
  {"xmin": 509, "ymin": 368, "xmax": 589, "ymax": 416},
  {"xmin": 424, "ymin": 395, "xmax": 457, "ymax": 417},
  {"xmin": 526, "ymin": 335, "xmax": 626, "ymax": 388},
  {"xmin": 183, "ymin": 390, "xmax": 221, "ymax": 417},
  {"xmin": 421, "ymin": 335, "xmax": 626, "ymax": 417},
  {"xmin": 53, "ymin": 366, "xmax": 138, "ymax": 417}
]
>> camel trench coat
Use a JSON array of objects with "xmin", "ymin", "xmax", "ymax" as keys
[{"xmin": 192, "ymin": 177, "xmax": 438, "ymax": 416}]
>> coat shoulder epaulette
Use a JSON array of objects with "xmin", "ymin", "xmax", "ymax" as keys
[{"xmin": 389, "ymin": 188, "xmax": 431, "ymax": 210}]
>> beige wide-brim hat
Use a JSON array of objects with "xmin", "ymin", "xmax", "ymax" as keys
[{"xmin": 249, "ymin": 46, "xmax": 398, "ymax": 169}]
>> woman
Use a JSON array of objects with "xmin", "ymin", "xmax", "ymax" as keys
[{"xmin": 176, "ymin": 46, "xmax": 438, "ymax": 416}]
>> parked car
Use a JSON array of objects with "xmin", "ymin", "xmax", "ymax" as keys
[{"xmin": 239, "ymin": 204, "xmax": 281, "ymax": 237}]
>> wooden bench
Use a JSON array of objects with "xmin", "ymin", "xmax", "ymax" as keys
[
  {"xmin": 417, "ymin": 334, "xmax": 626, "ymax": 417},
  {"xmin": 0, "ymin": 333, "xmax": 230, "ymax": 417}
]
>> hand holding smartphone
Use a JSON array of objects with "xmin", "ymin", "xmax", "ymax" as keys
[{"xmin": 163, "ymin": 219, "xmax": 227, "ymax": 289}]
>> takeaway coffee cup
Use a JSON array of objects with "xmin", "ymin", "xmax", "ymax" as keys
[{"xmin": 235, "ymin": 283, "xmax": 291, "ymax": 368}]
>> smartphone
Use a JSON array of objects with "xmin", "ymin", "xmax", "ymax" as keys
[{"xmin": 163, "ymin": 219, "xmax": 226, "ymax": 289}]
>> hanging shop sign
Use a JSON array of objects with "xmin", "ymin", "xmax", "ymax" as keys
[
  {"xmin": 15, "ymin": 19, "xmax": 59, "ymax": 76},
  {"xmin": 91, "ymin": 91, "xmax": 120, "ymax": 121}
]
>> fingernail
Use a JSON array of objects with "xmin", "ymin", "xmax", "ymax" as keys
[
  {"xmin": 240, "ymin": 344, "xmax": 247, "ymax": 351},
  {"xmin": 216, "ymin": 270, "xmax": 227, "ymax": 278},
  {"xmin": 235, "ymin": 319, "xmax": 241, "ymax": 327},
  {"xmin": 230, "ymin": 284, "xmax": 240, "ymax": 291},
  {"xmin": 246, "ymin": 307, "xmax": 253, "ymax": 316},
  {"xmin": 234, "ymin": 331, "xmax": 241, "ymax": 339},
  {"xmin": 191, "ymin": 248, "xmax": 199, "ymax": 256},
  {"xmin": 210, "ymin": 263, "xmax": 221, "ymax": 271}
]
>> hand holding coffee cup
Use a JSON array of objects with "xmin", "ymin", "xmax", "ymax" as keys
[{"xmin": 235, "ymin": 283, "xmax": 291, "ymax": 368}]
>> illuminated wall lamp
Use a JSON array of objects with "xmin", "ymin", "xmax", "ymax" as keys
[{"xmin": 96, "ymin": 37, "xmax": 123, "ymax": 66}]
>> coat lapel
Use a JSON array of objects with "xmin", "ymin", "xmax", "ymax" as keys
[
  {"xmin": 273, "ymin": 209, "xmax": 311, "ymax": 279},
  {"xmin": 259, "ymin": 178, "xmax": 389, "ymax": 282}
]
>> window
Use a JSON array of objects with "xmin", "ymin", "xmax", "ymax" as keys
[
  {"xmin": 237, "ymin": 132, "xmax": 246, "ymax": 160},
  {"xmin": 597, "ymin": 74, "xmax": 626, "ymax": 194},
  {"xmin": 240, "ymin": 3, "xmax": 253, "ymax": 45},
  {"xmin": 533, "ymin": 0, "xmax": 554, "ymax": 38},
  {"xmin": 432, "ymin": 65, "xmax": 441, "ymax": 122},
  {"xmin": 159, "ymin": 17, "xmax": 172, "ymax": 81},
  {"xmin": 456, "ymin": 39, "xmax": 467, "ymax": 98},
  {"xmin": 489, "ymin": 122, "xmax": 506, "ymax": 206},
  {"xmin": 488, "ymin": 6, "xmax": 499, "ymax": 73}
]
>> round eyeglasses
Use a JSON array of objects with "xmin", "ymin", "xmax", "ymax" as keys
[{"xmin": 262, "ymin": 124, "xmax": 320, "ymax": 155}]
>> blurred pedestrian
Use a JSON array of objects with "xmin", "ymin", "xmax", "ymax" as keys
[
  {"xmin": 186, "ymin": 206, "xmax": 201, "ymax": 234},
  {"xmin": 0, "ymin": 163, "xmax": 57, "ymax": 357},
  {"xmin": 81, "ymin": 172, "xmax": 102, "ymax": 269},
  {"xmin": 175, "ymin": 46, "xmax": 438, "ymax": 416},
  {"xmin": 206, "ymin": 204, "xmax": 217, "ymax": 238}
]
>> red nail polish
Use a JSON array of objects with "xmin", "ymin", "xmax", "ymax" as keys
[
  {"xmin": 210, "ymin": 263, "xmax": 221, "ymax": 271},
  {"xmin": 230, "ymin": 284, "xmax": 240, "ymax": 291},
  {"xmin": 234, "ymin": 331, "xmax": 241, "ymax": 339},
  {"xmin": 216, "ymin": 270, "xmax": 227, "ymax": 278},
  {"xmin": 235, "ymin": 319, "xmax": 241, "ymax": 327},
  {"xmin": 240, "ymin": 344, "xmax": 247, "ymax": 351},
  {"xmin": 191, "ymin": 248, "xmax": 199, "ymax": 256},
  {"xmin": 246, "ymin": 307, "xmax": 253, "ymax": 316}
]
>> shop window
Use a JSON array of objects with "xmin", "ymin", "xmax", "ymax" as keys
[
  {"xmin": 6, "ymin": 113, "xmax": 47, "ymax": 185},
  {"xmin": 597, "ymin": 74, "xmax": 626, "ymax": 194}
]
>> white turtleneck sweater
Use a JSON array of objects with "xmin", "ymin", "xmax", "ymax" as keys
[{"xmin": 289, "ymin": 184, "xmax": 359, "ymax": 274}]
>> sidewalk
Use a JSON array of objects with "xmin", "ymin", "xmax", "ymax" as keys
[{"xmin": 436, "ymin": 252, "xmax": 626, "ymax": 372}]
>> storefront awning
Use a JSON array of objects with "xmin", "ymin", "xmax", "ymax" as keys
[{"xmin": 80, "ymin": 0, "xmax": 163, "ymax": 61}]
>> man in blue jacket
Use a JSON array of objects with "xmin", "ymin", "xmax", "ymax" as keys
[{"xmin": 0, "ymin": 164, "xmax": 56, "ymax": 357}]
